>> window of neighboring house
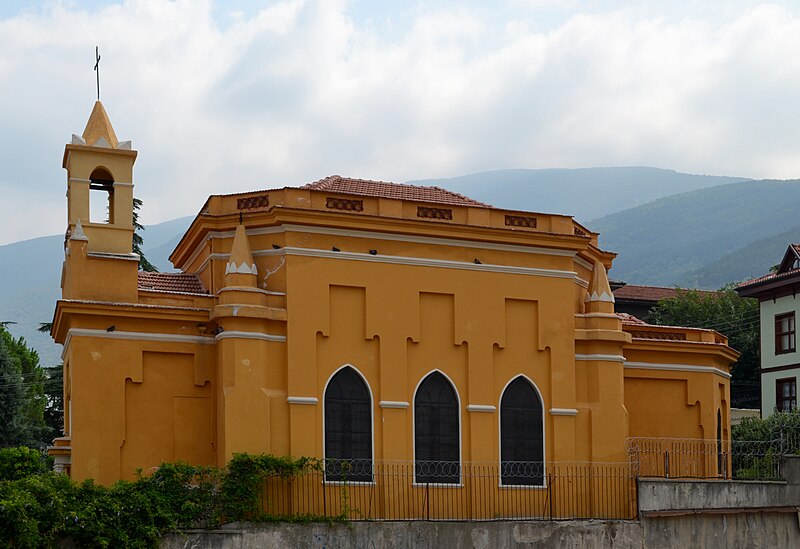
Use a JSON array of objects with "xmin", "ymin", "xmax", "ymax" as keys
[
  {"xmin": 775, "ymin": 312, "xmax": 796, "ymax": 355},
  {"xmin": 500, "ymin": 376, "xmax": 545, "ymax": 486},
  {"xmin": 324, "ymin": 366, "xmax": 373, "ymax": 482},
  {"xmin": 776, "ymin": 378, "xmax": 797, "ymax": 412},
  {"xmin": 414, "ymin": 372, "xmax": 460, "ymax": 484}
]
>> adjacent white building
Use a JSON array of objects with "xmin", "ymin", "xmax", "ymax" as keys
[{"xmin": 738, "ymin": 244, "xmax": 800, "ymax": 417}]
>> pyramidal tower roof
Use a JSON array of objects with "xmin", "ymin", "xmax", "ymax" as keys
[
  {"xmin": 586, "ymin": 260, "xmax": 615, "ymax": 304},
  {"xmin": 81, "ymin": 100, "xmax": 119, "ymax": 148},
  {"xmin": 224, "ymin": 224, "xmax": 258, "ymax": 287}
]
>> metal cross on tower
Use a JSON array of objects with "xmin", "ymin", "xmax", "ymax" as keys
[{"xmin": 94, "ymin": 46, "xmax": 101, "ymax": 101}]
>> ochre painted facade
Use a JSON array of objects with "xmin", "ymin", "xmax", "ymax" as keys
[{"xmin": 50, "ymin": 103, "xmax": 739, "ymax": 494}]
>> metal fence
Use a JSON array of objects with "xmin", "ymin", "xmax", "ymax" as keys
[
  {"xmin": 627, "ymin": 431, "xmax": 800, "ymax": 481},
  {"xmin": 253, "ymin": 430, "xmax": 800, "ymax": 522},
  {"xmin": 258, "ymin": 460, "xmax": 638, "ymax": 521}
]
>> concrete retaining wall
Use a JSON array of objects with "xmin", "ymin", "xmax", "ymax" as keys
[
  {"xmin": 161, "ymin": 514, "xmax": 800, "ymax": 549},
  {"xmin": 638, "ymin": 478, "xmax": 794, "ymax": 512},
  {"xmin": 639, "ymin": 455, "xmax": 800, "ymax": 513},
  {"xmin": 161, "ymin": 457, "xmax": 800, "ymax": 548}
]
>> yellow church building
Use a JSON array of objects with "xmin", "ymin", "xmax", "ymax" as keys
[{"xmin": 49, "ymin": 102, "xmax": 737, "ymax": 517}]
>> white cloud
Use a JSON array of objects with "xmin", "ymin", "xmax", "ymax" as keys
[{"xmin": 2, "ymin": 1, "xmax": 800, "ymax": 244}]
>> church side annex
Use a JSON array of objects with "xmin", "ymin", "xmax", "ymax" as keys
[{"xmin": 49, "ymin": 102, "xmax": 738, "ymax": 518}]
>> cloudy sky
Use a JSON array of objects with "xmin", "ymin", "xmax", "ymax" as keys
[{"xmin": 1, "ymin": 0, "xmax": 800, "ymax": 244}]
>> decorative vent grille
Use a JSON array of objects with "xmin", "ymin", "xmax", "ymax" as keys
[
  {"xmin": 505, "ymin": 215, "xmax": 537, "ymax": 228},
  {"xmin": 417, "ymin": 206, "xmax": 453, "ymax": 220},
  {"xmin": 628, "ymin": 331, "xmax": 687, "ymax": 341},
  {"xmin": 326, "ymin": 197, "xmax": 364, "ymax": 211},
  {"xmin": 237, "ymin": 195, "xmax": 269, "ymax": 210}
]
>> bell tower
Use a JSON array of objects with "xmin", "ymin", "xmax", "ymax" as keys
[
  {"xmin": 61, "ymin": 101, "xmax": 139, "ymax": 302},
  {"xmin": 63, "ymin": 100, "xmax": 137, "ymax": 253}
]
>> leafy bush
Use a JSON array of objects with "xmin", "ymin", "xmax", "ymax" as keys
[
  {"xmin": 0, "ymin": 450, "xmax": 328, "ymax": 548},
  {"xmin": 0, "ymin": 446, "xmax": 52, "ymax": 481},
  {"xmin": 733, "ymin": 409, "xmax": 800, "ymax": 452}
]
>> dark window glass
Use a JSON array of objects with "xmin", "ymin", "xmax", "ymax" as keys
[
  {"xmin": 777, "ymin": 378, "xmax": 797, "ymax": 413},
  {"xmin": 415, "ymin": 372, "xmax": 460, "ymax": 484},
  {"xmin": 324, "ymin": 367, "xmax": 372, "ymax": 482},
  {"xmin": 716, "ymin": 409, "xmax": 725, "ymax": 477},
  {"xmin": 775, "ymin": 313, "xmax": 796, "ymax": 355},
  {"xmin": 500, "ymin": 377, "xmax": 544, "ymax": 485}
]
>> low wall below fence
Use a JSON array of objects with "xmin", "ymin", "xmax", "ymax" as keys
[
  {"xmin": 639, "ymin": 455, "xmax": 800, "ymax": 514},
  {"xmin": 159, "ymin": 456, "xmax": 800, "ymax": 548},
  {"xmin": 160, "ymin": 513, "xmax": 800, "ymax": 549}
]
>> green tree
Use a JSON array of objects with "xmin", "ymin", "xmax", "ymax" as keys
[
  {"xmin": 133, "ymin": 197, "xmax": 157, "ymax": 272},
  {"xmin": 0, "ymin": 336, "xmax": 26, "ymax": 447},
  {"xmin": 36, "ymin": 323, "xmax": 63, "ymax": 443},
  {"xmin": 648, "ymin": 285, "xmax": 760, "ymax": 408},
  {"xmin": 0, "ymin": 325, "xmax": 49, "ymax": 448},
  {"xmin": 42, "ymin": 364, "xmax": 63, "ymax": 442}
]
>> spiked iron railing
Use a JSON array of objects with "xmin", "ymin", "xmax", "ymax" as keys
[{"xmin": 259, "ymin": 460, "xmax": 638, "ymax": 521}]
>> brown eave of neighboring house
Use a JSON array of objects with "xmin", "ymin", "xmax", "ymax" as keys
[
  {"xmin": 613, "ymin": 284, "xmax": 718, "ymax": 304},
  {"xmin": 736, "ymin": 268, "xmax": 800, "ymax": 298}
]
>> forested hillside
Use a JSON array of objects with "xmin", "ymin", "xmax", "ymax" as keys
[
  {"xmin": 410, "ymin": 167, "xmax": 747, "ymax": 223},
  {"xmin": 592, "ymin": 179, "xmax": 800, "ymax": 287}
]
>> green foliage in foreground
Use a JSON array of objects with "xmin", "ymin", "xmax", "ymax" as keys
[
  {"xmin": 732, "ymin": 409, "xmax": 800, "ymax": 447},
  {"xmin": 731, "ymin": 411, "xmax": 800, "ymax": 480},
  {"xmin": 0, "ymin": 452, "xmax": 328, "ymax": 548}
]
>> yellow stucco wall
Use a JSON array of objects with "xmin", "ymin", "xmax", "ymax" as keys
[{"xmin": 51, "ymin": 105, "xmax": 739, "ymax": 489}]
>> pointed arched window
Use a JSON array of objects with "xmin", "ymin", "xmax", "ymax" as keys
[
  {"xmin": 500, "ymin": 376, "xmax": 544, "ymax": 486},
  {"xmin": 414, "ymin": 371, "xmax": 460, "ymax": 484},
  {"xmin": 324, "ymin": 366, "xmax": 372, "ymax": 482}
]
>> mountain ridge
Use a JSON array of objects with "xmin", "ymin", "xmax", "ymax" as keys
[{"xmin": 0, "ymin": 167, "xmax": 783, "ymax": 365}]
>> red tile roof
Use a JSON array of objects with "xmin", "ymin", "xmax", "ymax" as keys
[
  {"xmin": 616, "ymin": 312, "xmax": 648, "ymax": 325},
  {"xmin": 137, "ymin": 272, "xmax": 207, "ymax": 294},
  {"xmin": 738, "ymin": 267, "xmax": 800, "ymax": 288},
  {"xmin": 613, "ymin": 284, "xmax": 717, "ymax": 302},
  {"xmin": 302, "ymin": 175, "xmax": 492, "ymax": 208}
]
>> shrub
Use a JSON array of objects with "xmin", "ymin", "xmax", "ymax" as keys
[
  {"xmin": 0, "ymin": 450, "xmax": 328, "ymax": 548},
  {"xmin": 0, "ymin": 446, "xmax": 52, "ymax": 481},
  {"xmin": 733, "ymin": 409, "xmax": 800, "ymax": 452}
]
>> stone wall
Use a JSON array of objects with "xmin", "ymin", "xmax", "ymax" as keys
[{"xmin": 160, "ymin": 514, "xmax": 800, "ymax": 549}]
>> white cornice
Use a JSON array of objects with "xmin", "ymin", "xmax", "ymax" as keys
[
  {"xmin": 466, "ymin": 404, "xmax": 496, "ymax": 412},
  {"xmin": 88, "ymin": 252, "xmax": 140, "ymax": 262},
  {"xmin": 549, "ymin": 408, "xmax": 579, "ymax": 416},
  {"xmin": 180, "ymin": 222, "xmax": 578, "ymax": 271},
  {"xmin": 62, "ymin": 328, "xmax": 215, "ymax": 359},
  {"xmin": 379, "ymin": 400, "xmax": 410, "ymax": 409},
  {"xmin": 287, "ymin": 247, "xmax": 578, "ymax": 278},
  {"xmin": 287, "ymin": 396, "xmax": 318, "ymax": 405},
  {"xmin": 575, "ymin": 354, "xmax": 626, "ymax": 362},
  {"xmin": 574, "ymin": 257, "xmax": 594, "ymax": 271},
  {"xmin": 217, "ymin": 287, "xmax": 284, "ymax": 296},
  {"xmin": 215, "ymin": 331, "xmax": 286, "ymax": 342},
  {"xmin": 198, "ymin": 247, "xmax": 577, "ymax": 280},
  {"xmin": 624, "ymin": 361, "xmax": 732, "ymax": 379}
]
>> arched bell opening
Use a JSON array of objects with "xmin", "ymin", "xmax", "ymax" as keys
[{"xmin": 89, "ymin": 167, "xmax": 115, "ymax": 224}]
